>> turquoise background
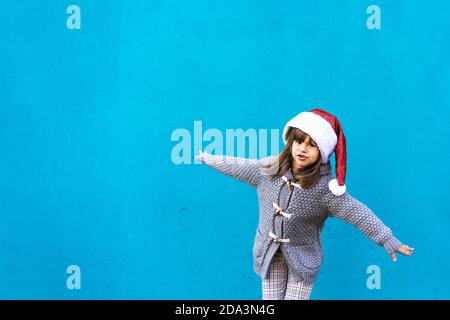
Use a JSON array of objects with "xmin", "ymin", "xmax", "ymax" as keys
[{"xmin": 0, "ymin": 0, "xmax": 448, "ymax": 299}]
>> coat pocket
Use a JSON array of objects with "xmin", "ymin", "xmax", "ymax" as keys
[
  {"xmin": 253, "ymin": 228, "xmax": 267, "ymax": 259},
  {"xmin": 284, "ymin": 243, "xmax": 323, "ymax": 271}
]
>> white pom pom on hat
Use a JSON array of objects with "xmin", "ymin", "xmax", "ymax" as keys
[
  {"xmin": 328, "ymin": 178, "xmax": 346, "ymax": 196},
  {"xmin": 282, "ymin": 108, "xmax": 347, "ymax": 196}
]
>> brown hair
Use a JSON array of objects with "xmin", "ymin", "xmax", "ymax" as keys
[{"xmin": 262, "ymin": 127, "xmax": 323, "ymax": 189}]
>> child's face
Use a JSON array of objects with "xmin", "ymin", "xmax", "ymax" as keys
[{"xmin": 291, "ymin": 135, "xmax": 320, "ymax": 169}]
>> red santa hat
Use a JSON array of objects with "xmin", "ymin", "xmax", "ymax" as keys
[{"xmin": 282, "ymin": 108, "xmax": 347, "ymax": 196}]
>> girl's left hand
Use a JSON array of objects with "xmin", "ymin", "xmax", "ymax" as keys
[{"xmin": 390, "ymin": 245, "xmax": 414, "ymax": 262}]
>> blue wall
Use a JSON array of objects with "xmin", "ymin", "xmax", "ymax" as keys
[{"xmin": 0, "ymin": 0, "xmax": 448, "ymax": 299}]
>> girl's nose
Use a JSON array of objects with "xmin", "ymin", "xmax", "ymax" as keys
[{"xmin": 299, "ymin": 143, "xmax": 308, "ymax": 152}]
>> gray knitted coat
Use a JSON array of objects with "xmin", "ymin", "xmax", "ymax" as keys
[{"xmin": 198, "ymin": 152, "xmax": 403, "ymax": 284}]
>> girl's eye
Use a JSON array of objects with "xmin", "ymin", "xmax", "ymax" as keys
[{"xmin": 311, "ymin": 144, "xmax": 316, "ymax": 148}]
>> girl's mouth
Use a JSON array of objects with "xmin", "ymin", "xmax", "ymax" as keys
[{"xmin": 296, "ymin": 155, "xmax": 307, "ymax": 161}]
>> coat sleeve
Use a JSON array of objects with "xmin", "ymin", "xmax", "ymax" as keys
[
  {"xmin": 321, "ymin": 191, "xmax": 403, "ymax": 254},
  {"xmin": 197, "ymin": 151, "xmax": 272, "ymax": 188}
]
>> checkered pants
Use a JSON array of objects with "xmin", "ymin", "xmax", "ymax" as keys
[{"xmin": 262, "ymin": 250, "xmax": 313, "ymax": 300}]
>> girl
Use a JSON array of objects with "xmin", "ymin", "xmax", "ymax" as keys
[{"xmin": 195, "ymin": 108, "xmax": 414, "ymax": 300}]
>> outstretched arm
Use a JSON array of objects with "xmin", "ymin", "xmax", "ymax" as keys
[
  {"xmin": 195, "ymin": 150, "xmax": 269, "ymax": 188},
  {"xmin": 322, "ymin": 191, "xmax": 414, "ymax": 261}
]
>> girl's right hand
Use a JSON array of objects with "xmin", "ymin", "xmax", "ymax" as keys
[{"xmin": 195, "ymin": 149, "xmax": 205, "ymax": 162}]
